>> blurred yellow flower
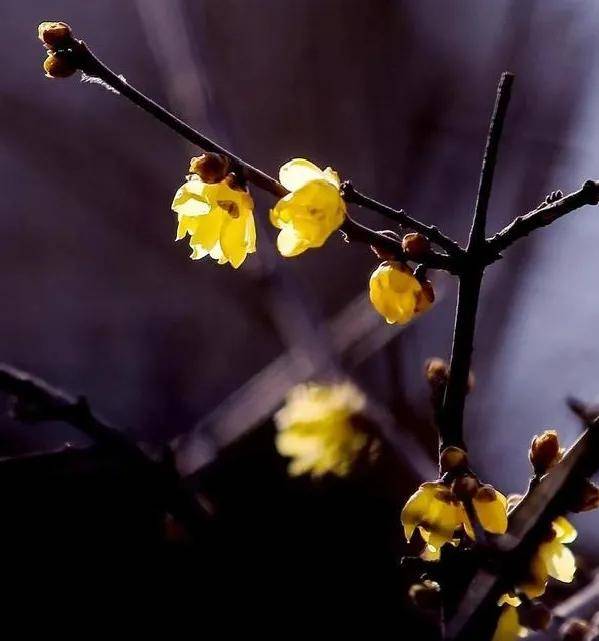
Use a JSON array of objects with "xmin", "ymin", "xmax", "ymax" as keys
[
  {"xmin": 369, "ymin": 261, "xmax": 434, "ymax": 324},
  {"xmin": 274, "ymin": 381, "xmax": 374, "ymax": 478},
  {"xmin": 172, "ymin": 176, "xmax": 256, "ymax": 268},
  {"xmin": 401, "ymin": 481, "xmax": 507, "ymax": 557},
  {"xmin": 270, "ymin": 158, "xmax": 346, "ymax": 257},
  {"xmin": 492, "ymin": 606, "xmax": 528, "ymax": 641}
]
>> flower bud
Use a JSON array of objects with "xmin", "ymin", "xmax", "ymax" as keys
[
  {"xmin": 559, "ymin": 619, "xmax": 591, "ymax": 641},
  {"xmin": 38, "ymin": 21, "xmax": 72, "ymax": 48},
  {"xmin": 43, "ymin": 52, "xmax": 77, "ymax": 78},
  {"xmin": 402, "ymin": 232, "xmax": 431, "ymax": 259},
  {"xmin": 452, "ymin": 474, "xmax": 479, "ymax": 500},
  {"xmin": 571, "ymin": 479, "xmax": 599, "ymax": 513},
  {"xmin": 414, "ymin": 279, "xmax": 435, "ymax": 314},
  {"xmin": 370, "ymin": 230, "xmax": 402, "ymax": 261},
  {"xmin": 425, "ymin": 357, "xmax": 449, "ymax": 390},
  {"xmin": 519, "ymin": 602, "xmax": 552, "ymax": 631},
  {"xmin": 440, "ymin": 446, "xmax": 468, "ymax": 475},
  {"xmin": 189, "ymin": 153, "xmax": 230, "ymax": 184},
  {"xmin": 475, "ymin": 484, "xmax": 497, "ymax": 503},
  {"xmin": 529, "ymin": 429, "xmax": 562, "ymax": 475},
  {"xmin": 408, "ymin": 579, "xmax": 441, "ymax": 610}
]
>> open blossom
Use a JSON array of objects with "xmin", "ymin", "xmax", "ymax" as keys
[
  {"xmin": 171, "ymin": 175, "xmax": 256, "ymax": 268},
  {"xmin": 369, "ymin": 261, "xmax": 434, "ymax": 324},
  {"xmin": 274, "ymin": 381, "xmax": 376, "ymax": 478},
  {"xmin": 492, "ymin": 606, "xmax": 528, "ymax": 641},
  {"xmin": 501, "ymin": 516, "xmax": 577, "ymax": 603},
  {"xmin": 401, "ymin": 480, "xmax": 507, "ymax": 557},
  {"xmin": 270, "ymin": 158, "xmax": 346, "ymax": 257}
]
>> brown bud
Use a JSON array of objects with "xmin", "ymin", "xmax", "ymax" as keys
[
  {"xmin": 529, "ymin": 429, "xmax": 562, "ymax": 475},
  {"xmin": 440, "ymin": 446, "xmax": 468, "ymax": 475},
  {"xmin": 519, "ymin": 602, "xmax": 552, "ymax": 631},
  {"xmin": 38, "ymin": 21, "xmax": 73, "ymax": 48},
  {"xmin": 452, "ymin": 474, "xmax": 479, "ymax": 500},
  {"xmin": 43, "ymin": 52, "xmax": 77, "ymax": 79},
  {"xmin": 425, "ymin": 357, "xmax": 449, "ymax": 390},
  {"xmin": 370, "ymin": 230, "xmax": 402, "ymax": 261},
  {"xmin": 559, "ymin": 619, "xmax": 591, "ymax": 641},
  {"xmin": 571, "ymin": 479, "xmax": 599, "ymax": 513},
  {"xmin": 414, "ymin": 279, "xmax": 435, "ymax": 313},
  {"xmin": 402, "ymin": 232, "xmax": 431, "ymax": 259},
  {"xmin": 475, "ymin": 484, "xmax": 497, "ymax": 503},
  {"xmin": 189, "ymin": 153, "xmax": 230, "ymax": 184},
  {"xmin": 408, "ymin": 579, "xmax": 441, "ymax": 610}
]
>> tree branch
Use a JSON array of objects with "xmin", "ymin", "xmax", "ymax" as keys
[
  {"xmin": 48, "ymin": 31, "xmax": 458, "ymax": 273},
  {"xmin": 341, "ymin": 181, "xmax": 465, "ymax": 258},
  {"xmin": 0, "ymin": 363, "xmax": 211, "ymax": 541},
  {"xmin": 486, "ymin": 180, "xmax": 599, "ymax": 258},
  {"xmin": 438, "ymin": 73, "xmax": 514, "ymax": 451}
]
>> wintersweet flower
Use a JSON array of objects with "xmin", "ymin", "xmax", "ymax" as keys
[
  {"xmin": 492, "ymin": 606, "xmax": 528, "ymax": 641},
  {"xmin": 171, "ymin": 175, "xmax": 256, "ymax": 268},
  {"xmin": 369, "ymin": 261, "xmax": 434, "ymax": 324},
  {"xmin": 401, "ymin": 481, "xmax": 507, "ymax": 557},
  {"xmin": 518, "ymin": 516, "xmax": 577, "ymax": 599},
  {"xmin": 270, "ymin": 158, "xmax": 346, "ymax": 257},
  {"xmin": 274, "ymin": 381, "xmax": 376, "ymax": 478}
]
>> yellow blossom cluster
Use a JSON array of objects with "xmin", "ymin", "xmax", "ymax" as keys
[
  {"xmin": 401, "ymin": 479, "xmax": 508, "ymax": 559},
  {"xmin": 274, "ymin": 381, "xmax": 376, "ymax": 478}
]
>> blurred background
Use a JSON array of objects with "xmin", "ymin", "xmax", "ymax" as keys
[{"xmin": 2, "ymin": 0, "xmax": 599, "ymax": 628}]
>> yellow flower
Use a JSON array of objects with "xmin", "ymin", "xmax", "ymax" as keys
[
  {"xmin": 274, "ymin": 381, "xmax": 373, "ymax": 478},
  {"xmin": 401, "ymin": 481, "xmax": 507, "ymax": 557},
  {"xmin": 519, "ymin": 516, "xmax": 577, "ymax": 599},
  {"xmin": 369, "ymin": 261, "xmax": 434, "ymax": 324},
  {"xmin": 171, "ymin": 176, "xmax": 256, "ymax": 268},
  {"xmin": 492, "ymin": 606, "xmax": 528, "ymax": 641},
  {"xmin": 270, "ymin": 158, "xmax": 346, "ymax": 257}
]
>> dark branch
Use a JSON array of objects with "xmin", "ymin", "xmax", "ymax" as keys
[
  {"xmin": 486, "ymin": 180, "xmax": 599, "ymax": 258},
  {"xmin": 438, "ymin": 73, "xmax": 514, "ymax": 451},
  {"xmin": 0, "ymin": 363, "xmax": 211, "ymax": 541},
  {"xmin": 54, "ymin": 36, "xmax": 458, "ymax": 273},
  {"xmin": 341, "ymin": 181, "xmax": 465, "ymax": 258}
]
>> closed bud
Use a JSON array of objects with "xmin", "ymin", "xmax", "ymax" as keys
[
  {"xmin": 571, "ymin": 479, "xmax": 599, "ymax": 513},
  {"xmin": 519, "ymin": 602, "xmax": 552, "ymax": 631},
  {"xmin": 559, "ymin": 619, "xmax": 591, "ymax": 641},
  {"xmin": 452, "ymin": 474, "xmax": 479, "ymax": 500},
  {"xmin": 402, "ymin": 232, "xmax": 431, "ymax": 259},
  {"xmin": 38, "ymin": 21, "xmax": 72, "ymax": 48},
  {"xmin": 189, "ymin": 153, "xmax": 230, "ymax": 184},
  {"xmin": 408, "ymin": 579, "xmax": 441, "ymax": 610},
  {"xmin": 370, "ymin": 230, "xmax": 401, "ymax": 261},
  {"xmin": 475, "ymin": 484, "xmax": 497, "ymax": 503},
  {"xmin": 414, "ymin": 279, "xmax": 435, "ymax": 314},
  {"xmin": 440, "ymin": 446, "xmax": 468, "ymax": 475},
  {"xmin": 529, "ymin": 429, "xmax": 562, "ymax": 475},
  {"xmin": 425, "ymin": 357, "xmax": 449, "ymax": 390},
  {"xmin": 43, "ymin": 52, "xmax": 77, "ymax": 79}
]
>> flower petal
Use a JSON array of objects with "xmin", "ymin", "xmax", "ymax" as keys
[{"xmin": 279, "ymin": 158, "xmax": 326, "ymax": 192}]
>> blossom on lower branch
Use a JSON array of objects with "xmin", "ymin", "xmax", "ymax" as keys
[
  {"xmin": 369, "ymin": 261, "xmax": 434, "ymax": 324},
  {"xmin": 270, "ymin": 159, "xmax": 346, "ymax": 257},
  {"xmin": 401, "ymin": 478, "xmax": 508, "ymax": 558},
  {"xmin": 492, "ymin": 606, "xmax": 529, "ymax": 641},
  {"xmin": 274, "ymin": 381, "xmax": 378, "ymax": 478},
  {"xmin": 172, "ymin": 167, "xmax": 256, "ymax": 268}
]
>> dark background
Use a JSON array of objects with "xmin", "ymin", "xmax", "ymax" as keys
[{"xmin": 2, "ymin": 0, "xmax": 599, "ymax": 620}]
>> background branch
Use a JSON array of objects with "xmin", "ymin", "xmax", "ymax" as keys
[{"xmin": 0, "ymin": 363, "xmax": 211, "ymax": 541}]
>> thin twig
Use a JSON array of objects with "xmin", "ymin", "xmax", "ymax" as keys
[
  {"xmin": 486, "ymin": 180, "xmax": 599, "ymax": 258},
  {"xmin": 341, "ymin": 181, "xmax": 465, "ymax": 258},
  {"xmin": 50, "ymin": 35, "xmax": 458, "ymax": 273},
  {"xmin": 0, "ymin": 363, "xmax": 211, "ymax": 541},
  {"xmin": 438, "ymin": 73, "xmax": 514, "ymax": 451}
]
